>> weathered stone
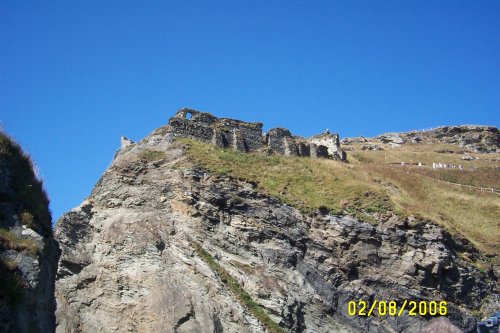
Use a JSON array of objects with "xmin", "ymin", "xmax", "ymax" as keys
[
  {"xmin": 169, "ymin": 108, "xmax": 347, "ymax": 160},
  {"xmin": 169, "ymin": 108, "xmax": 263, "ymax": 153},
  {"xmin": 297, "ymin": 142, "xmax": 311, "ymax": 157},
  {"xmin": 232, "ymin": 129, "xmax": 247, "ymax": 152},
  {"xmin": 376, "ymin": 133, "xmax": 406, "ymax": 146},
  {"xmin": 367, "ymin": 126, "xmax": 500, "ymax": 153},
  {"xmin": 283, "ymin": 137, "xmax": 298, "ymax": 156},
  {"xmin": 421, "ymin": 317, "xmax": 462, "ymax": 333},
  {"xmin": 361, "ymin": 144, "xmax": 384, "ymax": 151},
  {"xmin": 266, "ymin": 128, "xmax": 292, "ymax": 155},
  {"xmin": 341, "ymin": 137, "xmax": 368, "ymax": 145},
  {"xmin": 309, "ymin": 131, "xmax": 340, "ymax": 156},
  {"xmin": 120, "ymin": 136, "xmax": 134, "ymax": 149}
]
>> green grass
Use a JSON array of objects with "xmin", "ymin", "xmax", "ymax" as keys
[
  {"xmin": 181, "ymin": 139, "xmax": 393, "ymax": 222},
  {"xmin": 139, "ymin": 149, "xmax": 166, "ymax": 162},
  {"xmin": 353, "ymin": 143, "xmax": 500, "ymax": 258},
  {"xmin": 408, "ymin": 167, "xmax": 499, "ymax": 190},
  {"xmin": 0, "ymin": 228, "xmax": 40, "ymax": 254},
  {"xmin": 0, "ymin": 132, "xmax": 52, "ymax": 237},
  {"xmin": 364, "ymin": 164, "xmax": 499, "ymax": 254},
  {"xmin": 181, "ymin": 138, "xmax": 499, "ymax": 259},
  {"xmin": 193, "ymin": 242, "xmax": 287, "ymax": 333},
  {"xmin": 18, "ymin": 210, "xmax": 36, "ymax": 230}
]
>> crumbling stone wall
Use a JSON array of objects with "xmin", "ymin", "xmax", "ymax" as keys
[
  {"xmin": 168, "ymin": 108, "xmax": 346, "ymax": 160},
  {"xmin": 265, "ymin": 128, "xmax": 342, "ymax": 159},
  {"xmin": 310, "ymin": 131, "xmax": 346, "ymax": 160},
  {"xmin": 218, "ymin": 118, "xmax": 264, "ymax": 152},
  {"xmin": 265, "ymin": 128, "xmax": 292, "ymax": 155},
  {"xmin": 169, "ymin": 108, "xmax": 263, "ymax": 153},
  {"xmin": 169, "ymin": 109, "xmax": 216, "ymax": 143}
]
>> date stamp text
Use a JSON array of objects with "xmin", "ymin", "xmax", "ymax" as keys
[{"xmin": 347, "ymin": 300, "xmax": 447, "ymax": 317}]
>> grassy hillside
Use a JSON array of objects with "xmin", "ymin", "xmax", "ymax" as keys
[
  {"xmin": 351, "ymin": 141, "xmax": 499, "ymax": 259},
  {"xmin": 181, "ymin": 139, "xmax": 499, "ymax": 259},
  {"xmin": 181, "ymin": 139, "xmax": 394, "ymax": 222}
]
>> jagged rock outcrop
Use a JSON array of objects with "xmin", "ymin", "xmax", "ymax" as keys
[
  {"xmin": 0, "ymin": 132, "xmax": 58, "ymax": 333},
  {"xmin": 402, "ymin": 126, "xmax": 499, "ymax": 153},
  {"xmin": 342, "ymin": 125, "xmax": 500, "ymax": 153},
  {"xmin": 54, "ymin": 124, "xmax": 497, "ymax": 333}
]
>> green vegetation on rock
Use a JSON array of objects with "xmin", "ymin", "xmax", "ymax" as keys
[
  {"xmin": 0, "ymin": 132, "xmax": 52, "ymax": 236},
  {"xmin": 139, "ymin": 149, "xmax": 166, "ymax": 162},
  {"xmin": 182, "ymin": 138, "xmax": 393, "ymax": 222},
  {"xmin": 193, "ymin": 242, "xmax": 287, "ymax": 333},
  {"xmin": 182, "ymin": 138, "xmax": 499, "ymax": 258},
  {"xmin": 353, "ymin": 143, "xmax": 499, "ymax": 258},
  {"xmin": 0, "ymin": 228, "xmax": 40, "ymax": 254}
]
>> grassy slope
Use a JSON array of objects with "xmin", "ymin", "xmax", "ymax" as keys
[
  {"xmin": 182, "ymin": 139, "xmax": 499, "ymax": 258},
  {"xmin": 181, "ymin": 138, "xmax": 394, "ymax": 222},
  {"xmin": 352, "ymin": 141, "xmax": 499, "ymax": 258}
]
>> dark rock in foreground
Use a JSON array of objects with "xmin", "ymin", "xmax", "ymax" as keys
[{"xmin": 0, "ymin": 132, "xmax": 58, "ymax": 333}]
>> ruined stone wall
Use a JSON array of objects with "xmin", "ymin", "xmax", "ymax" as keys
[
  {"xmin": 266, "ymin": 128, "xmax": 292, "ymax": 155},
  {"xmin": 310, "ymin": 132, "xmax": 343, "ymax": 159},
  {"xmin": 168, "ymin": 109, "xmax": 216, "ymax": 142},
  {"xmin": 217, "ymin": 118, "xmax": 263, "ymax": 152},
  {"xmin": 168, "ymin": 108, "xmax": 263, "ymax": 153},
  {"xmin": 168, "ymin": 108, "xmax": 346, "ymax": 160},
  {"xmin": 265, "ymin": 128, "xmax": 340, "ymax": 159}
]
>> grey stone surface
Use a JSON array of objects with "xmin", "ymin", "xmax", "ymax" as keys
[
  {"xmin": 341, "ymin": 137, "xmax": 368, "ymax": 145},
  {"xmin": 368, "ymin": 126, "xmax": 500, "ymax": 153},
  {"xmin": 421, "ymin": 317, "xmax": 462, "ymax": 333},
  {"xmin": 376, "ymin": 133, "xmax": 406, "ymax": 147},
  {"xmin": 120, "ymin": 136, "xmax": 134, "ymax": 149},
  {"xmin": 309, "ymin": 131, "xmax": 345, "ymax": 160}
]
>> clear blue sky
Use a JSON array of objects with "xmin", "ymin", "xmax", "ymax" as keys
[{"xmin": 1, "ymin": 1, "xmax": 499, "ymax": 222}]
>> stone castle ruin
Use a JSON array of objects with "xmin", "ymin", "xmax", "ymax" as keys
[{"xmin": 168, "ymin": 108, "xmax": 347, "ymax": 160}]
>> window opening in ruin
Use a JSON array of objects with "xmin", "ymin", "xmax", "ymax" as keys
[{"xmin": 186, "ymin": 112, "xmax": 192, "ymax": 120}]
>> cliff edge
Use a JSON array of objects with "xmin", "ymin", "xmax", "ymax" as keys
[{"xmin": 0, "ymin": 132, "xmax": 58, "ymax": 333}]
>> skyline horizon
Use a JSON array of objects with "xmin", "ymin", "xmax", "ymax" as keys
[
  {"xmin": 2, "ymin": 110, "xmax": 498, "ymax": 223},
  {"xmin": 2, "ymin": 1, "xmax": 498, "ymax": 221}
]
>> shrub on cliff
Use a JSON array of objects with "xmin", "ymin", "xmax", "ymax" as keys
[{"xmin": 0, "ymin": 131, "xmax": 51, "ymax": 237}]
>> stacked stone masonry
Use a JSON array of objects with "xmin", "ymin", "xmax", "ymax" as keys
[{"xmin": 168, "ymin": 108, "xmax": 347, "ymax": 161}]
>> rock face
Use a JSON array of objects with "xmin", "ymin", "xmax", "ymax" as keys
[
  {"xmin": 360, "ymin": 126, "xmax": 499, "ymax": 152},
  {"xmin": 54, "ymin": 124, "xmax": 498, "ymax": 333},
  {"xmin": 0, "ymin": 132, "xmax": 58, "ymax": 333}
]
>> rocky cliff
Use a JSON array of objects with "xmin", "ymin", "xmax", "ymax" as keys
[
  {"xmin": 54, "ymin": 122, "xmax": 498, "ymax": 333},
  {"xmin": 0, "ymin": 132, "xmax": 58, "ymax": 333},
  {"xmin": 342, "ymin": 125, "xmax": 499, "ymax": 153}
]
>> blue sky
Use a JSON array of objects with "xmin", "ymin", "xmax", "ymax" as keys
[{"xmin": 1, "ymin": 1, "xmax": 499, "ymax": 222}]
